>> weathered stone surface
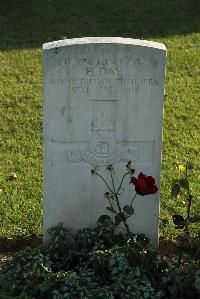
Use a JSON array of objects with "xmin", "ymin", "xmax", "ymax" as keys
[{"xmin": 43, "ymin": 37, "xmax": 166, "ymax": 245}]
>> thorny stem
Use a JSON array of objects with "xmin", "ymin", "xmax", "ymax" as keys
[
  {"xmin": 186, "ymin": 163, "xmax": 192, "ymax": 221},
  {"xmin": 114, "ymin": 194, "xmax": 122, "ymax": 213},
  {"xmin": 96, "ymin": 173, "xmax": 113, "ymax": 193},
  {"xmin": 184, "ymin": 163, "xmax": 192, "ymax": 237},
  {"xmin": 110, "ymin": 170, "xmax": 117, "ymax": 194},
  {"xmin": 178, "ymin": 163, "xmax": 192, "ymax": 265},
  {"xmin": 124, "ymin": 221, "xmax": 131, "ymax": 235},
  {"xmin": 108, "ymin": 198, "xmax": 115, "ymax": 212},
  {"xmin": 116, "ymin": 172, "xmax": 130, "ymax": 194},
  {"xmin": 130, "ymin": 193, "xmax": 137, "ymax": 207},
  {"xmin": 114, "ymin": 193, "xmax": 131, "ymax": 235},
  {"xmin": 110, "ymin": 170, "xmax": 131, "ymax": 235},
  {"xmin": 95, "ymin": 169, "xmax": 131, "ymax": 235}
]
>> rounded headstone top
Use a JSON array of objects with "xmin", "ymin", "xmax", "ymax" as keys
[{"xmin": 43, "ymin": 37, "xmax": 166, "ymax": 51}]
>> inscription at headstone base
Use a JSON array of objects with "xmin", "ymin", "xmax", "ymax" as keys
[{"xmin": 43, "ymin": 37, "xmax": 166, "ymax": 245}]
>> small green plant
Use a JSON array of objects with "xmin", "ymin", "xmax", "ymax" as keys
[
  {"xmin": 171, "ymin": 162, "xmax": 200, "ymax": 262},
  {"xmin": 0, "ymin": 223, "xmax": 199, "ymax": 298},
  {"xmin": 91, "ymin": 162, "xmax": 158, "ymax": 235}
]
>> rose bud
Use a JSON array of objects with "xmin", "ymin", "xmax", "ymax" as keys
[
  {"xmin": 106, "ymin": 165, "xmax": 113, "ymax": 171},
  {"xmin": 126, "ymin": 161, "xmax": 132, "ymax": 169},
  {"xmin": 104, "ymin": 192, "xmax": 110, "ymax": 199},
  {"xmin": 91, "ymin": 169, "xmax": 97, "ymax": 175}
]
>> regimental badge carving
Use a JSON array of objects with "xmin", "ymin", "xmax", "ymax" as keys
[
  {"xmin": 53, "ymin": 140, "xmax": 155, "ymax": 166},
  {"xmin": 91, "ymin": 100, "xmax": 116, "ymax": 131},
  {"xmin": 52, "ymin": 97, "xmax": 153, "ymax": 166},
  {"xmin": 91, "ymin": 112, "xmax": 115, "ymax": 131},
  {"xmin": 89, "ymin": 132, "xmax": 117, "ymax": 157},
  {"xmin": 95, "ymin": 142, "xmax": 110, "ymax": 154},
  {"xmin": 89, "ymin": 100, "xmax": 117, "ymax": 158},
  {"xmin": 66, "ymin": 146, "xmax": 138, "ymax": 165}
]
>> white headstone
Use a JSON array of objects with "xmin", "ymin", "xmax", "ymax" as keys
[{"xmin": 43, "ymin": 37, "xmax": 166, "ymax": 245}]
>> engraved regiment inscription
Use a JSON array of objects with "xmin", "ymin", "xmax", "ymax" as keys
[
  {"xmin": 49, "ymin": 77, "xmax": 158, "ymax": 95},
  {"xmin": 50, "ymin": 140, "xmax": 155, "ymax": 166},
  {"xmin": 48, "ymin": 51, "xmax": 158, "ymax": 95}
]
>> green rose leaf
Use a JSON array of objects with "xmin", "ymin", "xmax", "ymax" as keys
[
  {"xmin": 179, "ymin": 178, "xmax": 189, "ymax": 189},
  {"xmin": 97, "ymin": 215, "xmax": 114, "ymax": 227},
  {"xmin": 172, "ymin": 214, "xmax": 185, "ymax": 225},
  {"xmin": 106, "ymin": 206, "xmax": 116, "ymax": 214},
  {"xmin": 123, "ymin": 205, "xmax": 134, "ymax": 215},
  {"xmin": 115, "ymin": 212, "xmax": 126, "ymax": 226},
  {"xmin": 171, "ymin": 182, "xmax": 180, "ymax": 197}
]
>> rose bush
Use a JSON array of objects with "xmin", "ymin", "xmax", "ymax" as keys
[{"xmin": 92, "ymin": 162, "xmax": 158, "ymax": 235}]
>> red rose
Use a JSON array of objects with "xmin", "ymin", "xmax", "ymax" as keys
[{"xmin": 130, "ymin": 172, "xmax": 158, "ymax": 196}]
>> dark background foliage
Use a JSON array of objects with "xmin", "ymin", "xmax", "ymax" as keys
[{"xmin": 0, "ymin": 0, "xmax": 199, "ymax": 50}]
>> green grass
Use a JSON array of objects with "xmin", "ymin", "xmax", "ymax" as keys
[{"xmin": 0, "ymin": 0, "xmax": 199, "ymax": 244}]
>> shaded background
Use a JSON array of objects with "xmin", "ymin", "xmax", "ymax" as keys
[{"xmin": 0, "ymin": 0, "xmax": 200, "ymax": 50}]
